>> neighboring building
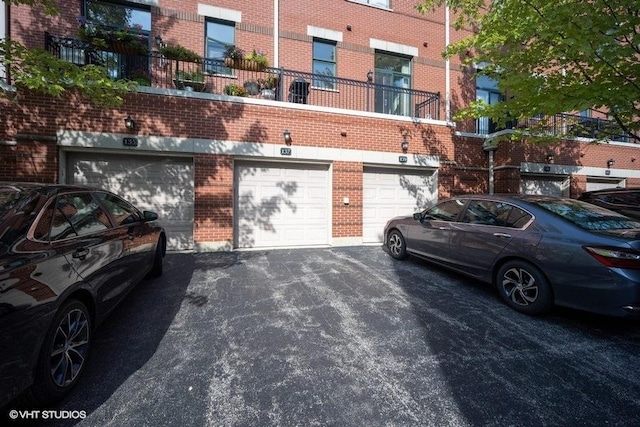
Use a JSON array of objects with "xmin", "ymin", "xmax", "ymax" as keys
[{"xmin": 1, "ymin": 0, "xmax": 639, "ymax": 252}]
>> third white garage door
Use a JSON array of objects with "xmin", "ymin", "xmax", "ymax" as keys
[
  {"xmin": 363, "ymin": 166, "xmax": 437, "ymax": 244},
  {"xmin": 234, "ymin": 161, "xmax": 330, "ymax": 249}
]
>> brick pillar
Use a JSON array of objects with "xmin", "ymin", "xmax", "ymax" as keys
[
  {"xmin": 333, "ymin": 161, "xmax": 363, "ymax": 239},
  {"xmin": 194, "ymin": 154, "xmax": 234, "ymax": 250}
]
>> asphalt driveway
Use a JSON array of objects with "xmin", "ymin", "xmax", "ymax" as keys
[{"xmin": 9, "ymin": 246, "xmax": 640, "ymax": 426}]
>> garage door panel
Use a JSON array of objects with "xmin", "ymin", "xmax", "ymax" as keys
[
  {"xmin": 362, "ymin": 167, "xmax": 437, "ymax": 244},
  {"xmin": 67, "ymin": 153, "xmax": 194, "ymax": 251},
  {"xmin": 235, "ymin": 162, "xmax": 330, "ymax": 248},
  {"xmin": 520, "ymin": 176, "xmax": 568, "ymax": 197}
]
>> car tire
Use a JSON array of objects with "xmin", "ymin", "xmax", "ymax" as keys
[
  {"xmin": 387, "ymin": 230, "xmax": 408, "ymax": 260},
  {"xmin": 496, "ymin": 260, "xmax": 552, "ymax": 315},
  {"xmin": 27, "ymin": 299, "xmax": 91, "ymax": 406},
  {"xmin": 147, "ymin": 236, "xmax": 164, "ymax": 278}
]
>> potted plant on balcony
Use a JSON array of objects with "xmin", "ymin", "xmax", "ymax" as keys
[
  {"xmin": 258, "ymin": 73, "xmax": 279, "ymax": 99},
  {"xmin": 78, "ymin": 18, "xmax": 149, "ymax": 55},
  {"xmin": 129, "ymin": 68, "xmax": 152, "ymax": 86},
  {"xmin": 223, "ymin": 45, "xmax": 268, "ymax": 71},
  {"xmin": 158, "ymin": 44, "xmax": 202, "ymax": 62},
  {"xmin": 224, "ymin": 83, "xmax": 247, "ymax": 97},
  {"xmin": 243, "ymin": 80, "xmax": 260, "ymax": 95},
  {"xmin": 174, "ymin": 70, "xmax": 206, "ymax": 92}
]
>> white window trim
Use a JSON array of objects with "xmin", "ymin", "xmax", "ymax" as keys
[
  {"xmin": 370, "ymin": 39, "xmax": 418, "ymax": 57},
  {"xmin": 346, "ymin": 0, "xmax": 392, "ymax": 11},
  {"xmin": 307, "ymin": 26, "xmax": 343, "ymax": 43},
  {"xmin": 198, "ymin": 4, "xmax": 242, "ymax": 23}
]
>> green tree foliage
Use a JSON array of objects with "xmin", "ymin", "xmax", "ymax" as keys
[
  {"xmin": 416, "ymin": 0, "xmax": 640, "ymax": 142},
  {"xmin": 1, "ymin": 0, "xmax": 136, "ymax": 108}
]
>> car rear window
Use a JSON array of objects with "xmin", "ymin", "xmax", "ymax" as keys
[{"xmin": 534, "ymin": 199, "xmax": 640, "ymax": 231}]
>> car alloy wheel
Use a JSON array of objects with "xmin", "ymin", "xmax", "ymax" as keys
[
  {"xmin": 502, "ymin": 267, "xmax": 538, "ymax": 306},
  {"xmin": 387, "ymin": 230, "xmax": 407, "ymax": 260},
  {"xmin": 50, "ymin": 304, "xmax": 90, "ymax": 387},
  {"xmin": 497, "ymin": 260, "xmax": 552, "ymax": 315}
]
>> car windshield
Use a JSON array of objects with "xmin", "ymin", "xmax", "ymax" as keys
[{"xmin": 533, "ymin": 198, "xmax": 640, "ymax": 231}]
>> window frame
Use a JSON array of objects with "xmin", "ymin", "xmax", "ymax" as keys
[
  {"xmin": 312, "ymin": 38, "xmax": 337, "ymax": 91},
  {"xmin": 205, "ymin": 18, "xmax": 236, "ymax": 76}
]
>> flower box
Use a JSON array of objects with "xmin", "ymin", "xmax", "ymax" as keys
[{"xmin": 223, "ymin": 58, "xmax": 267, "ymax": 72}]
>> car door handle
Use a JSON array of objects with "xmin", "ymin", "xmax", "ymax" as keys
[
  {"xmin": 72, "ymin": 248, "xmax": 89, "ymax": 260},
  {"xmin": 493, "ymin": 232, "xmax": 512, "ymax": 239}
]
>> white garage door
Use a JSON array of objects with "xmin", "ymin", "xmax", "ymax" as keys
[
  {"xmin": 362, "ymin": 166, "xmax": 437, "ymax": 244},
  {"xmin": 66, "ymin": 152, "xmax": 194, "ymax": 251},
  {"xmin": 520, "ymin": 175, "xmax": 569, "ymax": 197},
  {"xmin": 586, "ymin": 177, "xmax": 625, "ymax": 192},
  {"xmin": 235, "ymin": 161, "xmax": 330, "ymax": 248}
]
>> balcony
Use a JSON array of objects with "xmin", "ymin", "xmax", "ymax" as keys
[
  {"xmin": 476, "ymin": 112, "xmax": 629, "ymax": 143},
  {"xmin": 43, "ymin": 33, "xmax": 441, "ymax": 121}
]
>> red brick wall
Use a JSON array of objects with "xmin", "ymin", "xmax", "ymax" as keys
[
  {"xmin": 194, "ymin": 154, "xmax": 234, "ymax": 243},
  {"xmin": 333, "ymin": 161, "xmax": 363, "ymax": 238}
]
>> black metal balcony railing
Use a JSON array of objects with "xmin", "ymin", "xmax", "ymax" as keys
[
  {"xmin": 476, "ymin": 112, "xmax": 630, "ymax": 143},
  {"xmin": 43, "ymin": 33, "xmax": 441, "ymax": 121}
]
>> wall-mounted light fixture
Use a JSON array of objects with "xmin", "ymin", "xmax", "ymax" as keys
[
  {"xmin": 545, "ymin": 153, "xmax": 554, "ymax": 163},
  {"xmin": 366, "ymin": 70, "xmax": 373, "ymax": 83},
  {"xmin": 607, "ymin": 158, "xmax": 615, "ymax": 168},
  {"xmin": 401, "ymin": 139, "xmax": 409, "ymax": 153},
  {"xmin": 124, "ymin": 115, "xmax": 136, "ymax": 130},
  {"xmin": 154, "ymin": 36, "xmax": 165, "ymax": 48},
  {"xmin": 346, "ymin": 25, "xmax": 352, "ymax": 31},
  {"xmin": 283, "ymin": 129, "xmax": 292, "ymax": 145}
]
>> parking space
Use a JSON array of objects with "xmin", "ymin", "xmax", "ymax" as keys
[{"xmin": 12, "ymin": 247, "xmax": 640, "ymax": 426}]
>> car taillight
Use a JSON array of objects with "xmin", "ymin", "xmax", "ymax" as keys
[{"xmin": 583, "ymin": 246, "xmax": 640, "ymax": 269}]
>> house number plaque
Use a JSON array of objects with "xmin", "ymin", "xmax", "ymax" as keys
[
  {"xmin": 123, "ymin": 137, "xmax": 139, "ymax": 147},
  {"xmin": 280, "ymin": 147, "xmax": 292, "ymax": 156}
]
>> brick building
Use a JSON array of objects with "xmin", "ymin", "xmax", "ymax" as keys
[{"xmin": 1, "ymin": 0, "xmax": 639, "ymax": 251}]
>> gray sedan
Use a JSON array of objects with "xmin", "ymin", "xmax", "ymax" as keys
[{"xmin": 383, "ymin": 194, "xmax": 640, "ymax": 317}]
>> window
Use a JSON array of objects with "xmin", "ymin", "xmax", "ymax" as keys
[
  {"xmin": 535, "ymin": 199, "xmax": 640, "ymax": 231},
  {"xmin": 462, "ymin": 200, "xmax": 532, "ymax": 228},
  {"xmin": 83, "ymin": 0, "xmax": 151, "ymax": 80},
  {"xmin": 206, "ymin": 20, "xmax": 235, "ymax": 74},
  {"xmin": 96, "ymin": 192, "xmax": 141, "ymax": 226},
  {"xmin": 49, "ymin": 193, "xmax": 110, "ymax": 241},
  {"xmin": 425, "ymin": 199, "xmax": 466, "ymax": 222},
  {"xmin": 353, "ymin": 0, "xmax": 390, "ymax": 7},
  {"xmin": 476, "ymin": 74, "xmax": 503, "ymax": 134},
  {"xmin": 374, "ymin": 52, "xmax": 412, "ymax": 116},
  {"xmin": 312, "ymin": 39, "xmax": 337, "ymax": 90}
]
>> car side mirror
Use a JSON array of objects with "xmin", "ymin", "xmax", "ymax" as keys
[
  {"xmin": 143, "ymin": 211, "xmax": 158, "ymax": 221},
  {"xmin": 413, "ymin": 212, "xmax": 422, "ymax": 221}
]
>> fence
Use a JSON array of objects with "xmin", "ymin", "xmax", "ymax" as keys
[{"xmin": 43, "ymin": 33, "xmax": 441, "ymax": 121}]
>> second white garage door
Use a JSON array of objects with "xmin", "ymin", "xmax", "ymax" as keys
[
  {"xmin": 362, "ymin": 166, "xmax": 437, "ymax": 244},
  {"xmin": 66, "ymin": 152, "xmax": 194, "ymax": 251},
  {"xmin": 234, "ymin": 161, "xmax": 331, "ymax": 249},
  {"xmin": 520, "ymin": 175, "xmax": 569, "ymax": 197}
]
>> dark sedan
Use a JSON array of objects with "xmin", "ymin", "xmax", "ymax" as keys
[
  {"xmin": 384, "ymin": 194, "xmax": 640, "ymax": 317},
  {"xmin": 0, "ymin": 183, "xmax": 166, "ymax": 409},
  {"xmin": 578, "ymin": 187, "xmax": 640, "ymax": 220}
]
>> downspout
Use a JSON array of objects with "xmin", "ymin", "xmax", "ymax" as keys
[
  {"xmin": 273, "ymin": 0, "xmax": 279, "ymax": 68},
  {"xmin": 445, "ymin": 5, "xmax": 451, "ymax": 122},
  {"xmin": 1, "ymin": 1, "xmax": 7, "ymax": 83},
  {"xmin": 488, "ymin": 149, "xmax": 494, "ymax": 194}
]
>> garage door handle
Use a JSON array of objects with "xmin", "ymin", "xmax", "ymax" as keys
[
  {"xmin": 72, "ymin": 248, "xmax": 89, "ymax": 260},
  {"xmin": 493, "ymin": 232, "xmax": 512, "ymax": 239}
]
